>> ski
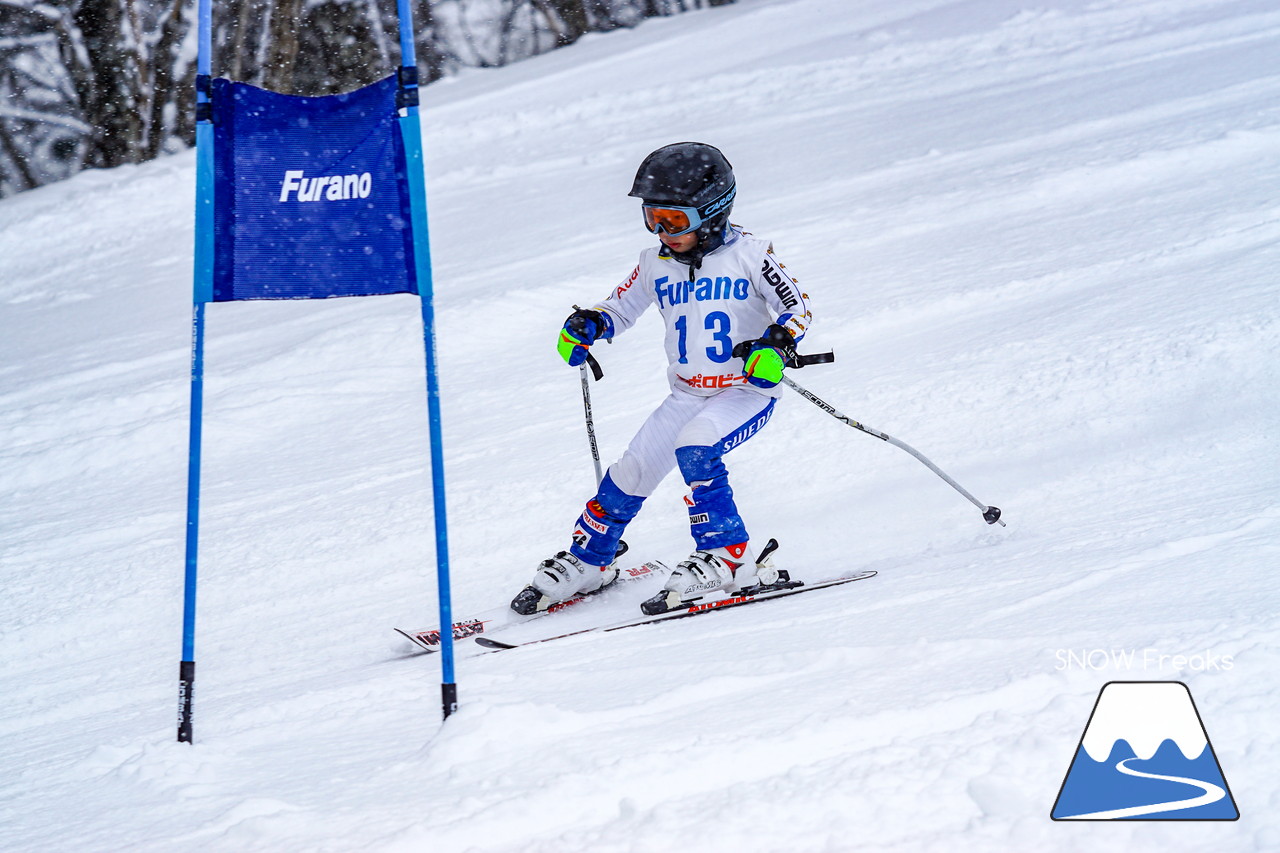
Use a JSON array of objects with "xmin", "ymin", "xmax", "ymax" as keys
[
  {"xmin": 394, "ymin": 559, "xmax": 669, "ymax": 653},
  {"xmin": 473, "ymin": 569, "xmax": 877, "ymax": 652}
]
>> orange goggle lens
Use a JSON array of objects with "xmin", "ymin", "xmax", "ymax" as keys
[{"xmin": 641, "ymin": 205, "xmax": 698, "ymax": 236}]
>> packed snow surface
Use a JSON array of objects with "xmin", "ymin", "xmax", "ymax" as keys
[{"xmin": 2, "ymin": 0, "xmax": 1278, "ymax": 850}]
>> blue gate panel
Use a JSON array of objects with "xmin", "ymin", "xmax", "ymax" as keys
[{"xmin": 210, "ymin": 75, "xmax": 418, "ymax": 301}]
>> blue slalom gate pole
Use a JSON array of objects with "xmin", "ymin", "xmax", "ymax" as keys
[
  {"xmin": 395, "ymin": 0, "xmax": 457, "ymax": 720},
  {"xmin": 179, "ymin": 0, "xmax": 214, "ymax": 744},
  {"xmin": 178, "ymin": 303, "xmax": 205, "ymax": 743}
]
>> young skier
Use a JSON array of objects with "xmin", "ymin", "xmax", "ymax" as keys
[{"xmin": 511, "ymin": 142, "xmax": 812, "ymax": 617}]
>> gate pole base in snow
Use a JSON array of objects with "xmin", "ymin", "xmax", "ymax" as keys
[{"xmin": 177, "ymin": 660, "xmax": 195, "ymax": 743}]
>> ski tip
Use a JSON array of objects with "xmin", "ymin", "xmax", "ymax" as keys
[
  {"xmin": 394, "ymin": 628, "xmax": 440, "ymax": 653},
  {"xmin": 475, "ymin": 637, "xmax": 518, "ymax": 651}
]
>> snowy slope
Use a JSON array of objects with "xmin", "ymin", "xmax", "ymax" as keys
[{"xmin": 2, "ymin": 0, "xmax": 1279, "ymax": 850}]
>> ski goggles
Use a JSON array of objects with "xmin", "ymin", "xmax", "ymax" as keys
[
  {"xmin": 642, "ymin": 204, "xmax": 702, "ymax": 236},
  {"xmin": 641, "ymin": 185, "xmax": 736, "ymax": 237}
]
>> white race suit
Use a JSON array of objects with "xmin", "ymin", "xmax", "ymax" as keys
[{"xmin": 566, "ymin": 226, "xmax": 813, "ymax": 567}]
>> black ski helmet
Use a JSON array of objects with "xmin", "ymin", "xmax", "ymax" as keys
[{"xmin": 629, "ymin": 142, "xmax": 735, "ymax": 262}]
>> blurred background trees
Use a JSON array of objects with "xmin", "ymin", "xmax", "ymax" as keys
[{"xmin": 0, "ymin": 0, "xmax": 734, "ymax": 196}]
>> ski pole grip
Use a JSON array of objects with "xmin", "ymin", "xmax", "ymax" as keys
[{"xmin": 570, "ymin": 305, "xmax": 605, "ymax": 381}]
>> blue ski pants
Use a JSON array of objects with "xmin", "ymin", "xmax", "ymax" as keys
[{"xmin": 568, "ymin": 388, "xmax": 776, "ymax": 565}]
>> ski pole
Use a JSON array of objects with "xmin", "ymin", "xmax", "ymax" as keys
[
  {"xmin": 575, "ymin": 346, "xmax": 630, "ymax": 560},
  {"xmin": 780, "ymin": 374, "xmax": 1005, "ymax": 527},
  {"xmin": 571, "ymin": 305, "xmax": 606, "ymax": 488},
  {"xmin": 579, "ymin": 353, "xmax": 604, "ymax": 488}
]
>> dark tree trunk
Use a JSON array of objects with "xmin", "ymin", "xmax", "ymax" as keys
[
  {"xmin": 584, "ymin": 0, "xmax": 622, "ymax": 30},
  {"xmin": 226, "ymin": 0, "xmax": 271, "ymax": 84},
  {"xmin": 540, "ymin": 0, "xmax": 589, "ymax": 46},
  {"xmin": 73, "ymin": 0, "xmax": 144, "ymax": 168},
  {"xmin": 144, "ymin": 0, "xmax": 189, "ymax": 159},
  {"xmin": 0, "ymin": 116, "xmax": 38, "ymax": 190},
  {"xmin": 412, "ymin": 0, "xmax": 449, "ymax": 83},
  {"xmin": 263, "ymin": 0, "xmax": 303, "ymax": 93},
  {"xmin": 294, "ymin": 1, "xmax": 388, "ymax": 95}
]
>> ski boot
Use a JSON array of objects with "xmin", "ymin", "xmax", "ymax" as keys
[
  {"xmin": 510, "ymin": 550, "xmax": 619, "ymax": 615},
  {"xmin": 640, "ymin": 543, "xmax": 752, "ymax": 616},
  {"xmin": 639, "ymin": 539, "xmax": 799, "ymax": 615}
]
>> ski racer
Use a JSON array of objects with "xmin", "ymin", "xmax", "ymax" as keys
[{"xmin": 511, "ymin": 142, "xmax": 813, "ymax": 617}]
